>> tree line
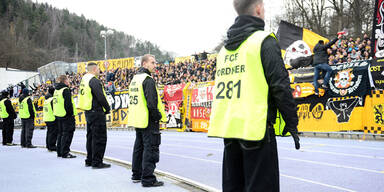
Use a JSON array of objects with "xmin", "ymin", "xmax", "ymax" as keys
[
  {"xmin": 281, "ymin": 0, "xmax": 374, "ymax": 38},
  {"xmin": 0, "ymin": 0, "xmax": 172, "ymax": 71}
]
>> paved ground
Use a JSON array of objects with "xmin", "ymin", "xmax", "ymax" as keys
[
  {"xmin": 4, "ymin": 129, "xmax": 384, "ymax": 192},
  {"xmin": 0, "ymin": 145, "xmax": 190, "ymax": 192}
]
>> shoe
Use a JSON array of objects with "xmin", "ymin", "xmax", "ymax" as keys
[
  {"xmin": 132, "ymin": 179, "xmax": 141, "ymax": 183},
  {"xmin": 26, "ymin": 145, "xmax": 37, "ymax": 148},
  {"xmin": 321, "ymin": 84, "xmax": 328, "ymax": 89},
  {"xmin": 48, "ymin": 148, "xmax": 57, "ymax": 152},
  {"xmin": 85, "ymin": 162, "xmax": 92, "ymax": 167},
  {"xmin": 142, "ymin": 181, "xmax": 164, "ymax": 187},
  {"xmin": 314, "ymin": 92, "xmax": 319, "ymax": 95},
  {"xmin": 92, "ymin": 163, "xmax": 111, "ymax": 169},
  {"xmin": 6, "ymin": 143, "xmax": 16, "ymax": 146},
  {"xmin": 62, "ymin": 153, "xmax": 77, "ymax": 158}
]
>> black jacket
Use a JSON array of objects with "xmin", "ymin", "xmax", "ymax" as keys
[
  {"xmin": 313, "ymin": 37, "xmax": 338, "ymax": 65},
  {"xmin": 55, "ymin": 83, "xmax": 73, "ymax": 118},
  {"xmin": 2, "ymin": 97, "xmax": 16, "ymax": 119},
  {"xmin": 89, "ymin": 76, "xmax": 111, "ymax": 113},
  {"xmin": 19, "ymin": 94, "xmax": 35, "ymax": 119},
  {"xmin": 138, "ymin": 67, "xmax": 162, "ymax": 122},
  {"xmin": 224, "ymin": 15, "xmax": 298, "ymax": 131}
]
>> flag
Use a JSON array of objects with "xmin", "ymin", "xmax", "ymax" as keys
[
  {"xmin": 276, "ymin": 20, "xmax": 329, "ymax": 68},
  {"xmin": 372, "ymin": 0, "xmax": 384, "ymax": 59}
]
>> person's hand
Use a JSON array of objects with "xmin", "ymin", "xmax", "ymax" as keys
[{"xmin": 282, "ymin": 126, "xmax": 300, "ymax": 150}]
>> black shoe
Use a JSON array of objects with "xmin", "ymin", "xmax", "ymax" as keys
[
  {"xmin": 85, "ymin": 162, "xmax": 92, "ymax": 167},
  {"xmin": 48, "ymin": 148, "xmax": 57, "ymax": 152},
  {"xmin": 142, "ymin": 181, "xmax": 164, "ymax": 187},
  {"xmin": 62, "ymin": 153, "xmax": 77, "ymax": 158},
  {"xmin": 92, "ymin": 163, "xmax": 111, "ymax": 169},
  {"xmin": 6, "ymin": 143, "xmax": 16, "ymax": 146},
  {"xmin": 132, "ymin": 179, "xmax": 141, "ymax": 183},
  {"xmin": 26, "ymin": 145, "xmax": 37, "ymax": 148}
]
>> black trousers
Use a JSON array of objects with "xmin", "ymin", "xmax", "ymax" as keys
[
  {"xmin": 85, "ymin": 111, "xmax": 107, "ymax": 166},
  {"xmin": 222, "ymin": 127, "xmax": 279, "ymax": 192},
  {"xmin": 45, "ymin": 120, "xmax": 58, "ymax": 150},
  {"xmin": 56, "ymin": 116, "xmax": 75, "ymax": 157},
  {"xmin": 132, "ymin": 120, "xmax": 161, "ymax": 185},
  {"xmin": 21, "ymin": 119, "xmax": 34, "ymax": 147},
  {"xmin": 2, "ymin": 118, "xmax": 14, "ymax": 145}
]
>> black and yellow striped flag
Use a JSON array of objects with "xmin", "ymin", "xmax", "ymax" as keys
[{"xmin": 276, "ymin": 20, "xmax": 329, "ymax": 59}]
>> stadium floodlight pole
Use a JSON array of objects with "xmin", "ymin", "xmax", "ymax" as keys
[{"xmin": 100, "ymin": 29, "xmax": 114, "ymax": 60}]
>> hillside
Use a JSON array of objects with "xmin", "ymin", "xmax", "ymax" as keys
[{"xmin": 0, "ymin": 0, "xmax": 172, "ymax": 71}]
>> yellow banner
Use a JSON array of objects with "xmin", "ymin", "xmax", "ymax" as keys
[
  {"xmin": 77, "ymin": 57, "xmax": 134, "ymax": 73},
  {"xmin": 34, "ymin": 111, "xmax": 46, "ymax": 127},
  {"xmin": 175, "ymin": 56, "xmax": 195, "ymax": 64}
]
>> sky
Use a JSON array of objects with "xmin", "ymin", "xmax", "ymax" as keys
[{"xmin": 35, "ymin": 0, "xmax": 285, "ymax": 57}]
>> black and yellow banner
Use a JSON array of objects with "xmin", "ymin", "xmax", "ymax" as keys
[{"xmin": 276, "ymin": 20, "xmax": 328, "ymax": 68}]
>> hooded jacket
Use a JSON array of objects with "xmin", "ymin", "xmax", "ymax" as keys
[
  {"xmin": 55, "ymin": 83, "xmax": 73, "ymax": 118},
  {"xmin": 313, "ymin": 38, "xmax": 338, "ymax": 65},
  {"xmin": 224, "ymin": 15, "xmax": 298, "ymax": 131}
]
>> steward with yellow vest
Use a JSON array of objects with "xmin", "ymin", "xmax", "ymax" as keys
[
  {"xmin": 43, "ymin": 87, "xmax": 58, "ymax": 151},
  {"xmin": 1, "ymin": 91, "xmax": 16, "ymax": 146},
  {"xmin": 208, "ymin": 1, "xmax": 299, "ymax": 191},
  {"xmin": 78, "ymin": 62, "xmax": 111, "ymax": 169},
  {"xmin": 18, "ymin": 88, "xmax": 36, "ymax": 148},
  {"xmin": 129, "ymin": 54, "xmax": 165, "ymax": 187},
  {"xmin": 54, "ymin": 75, "xmax": 77, "ymax": 159}
]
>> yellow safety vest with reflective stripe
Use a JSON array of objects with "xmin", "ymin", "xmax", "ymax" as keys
[
  {"xmin": 208, "ymin": 31, "xmax": 276, "ymax": 141},
  {"xmin": 78, "ymin": 73, "xmax": 107, "ymax": 111},
  {"xmin": 43, "ymin": 97, "xmax": 55, "ymax": 122},
  {"xmin": 53, "ymin": 87, "xmax": 77, "ymax": 117},
  {"xmin": 0, "ymin": 98, "xmax": 9, "ymax": 118},
  {"xmin": 128, "ymin": 73, "xmax": 166, "ymax": 128},
  {"xmin": 19, "ymin": 96, "xmax": 36, "ymax": 119}
]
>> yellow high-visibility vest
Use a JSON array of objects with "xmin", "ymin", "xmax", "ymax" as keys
[
  {"xmin": 19, "ymin": 96, "xmax": 36, "ymax": 119},
  {"xmin": 43, "ymin": 97, "xmax": 55, "ymax": 122},
  {"xmin": 128, "ymin": 73, "xmax": 166, "ymax": 128},
  {"xmin": 0, "ymin": 98, "xmax": 9, "ymax": 118},
  {"xmin": 208, "ymin": 31, "xmax": 276, "ymax": 141},
  {"xmin": 78, "ymin": 73, "xmax": 107, "ymax": 111},
  {"xmin": 53, "ymin": 87, "xmax": 77, "ymax": 117}
]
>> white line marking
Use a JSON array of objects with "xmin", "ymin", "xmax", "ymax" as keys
[
  {"xmin": 279, "ymin": 147, "xmax": 384, "ymax": 160},
  {"xmin": 281, "ymin": 157, "xmax": 383, "ymax": 174},
  {"xmin": 281, "ymin": 174, "xmax": 357, "ymax": 192}
]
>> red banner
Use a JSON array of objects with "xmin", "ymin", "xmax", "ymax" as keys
[{"xmin": 164, "ymin": 84, "xmax": 185, "ymax": 128}]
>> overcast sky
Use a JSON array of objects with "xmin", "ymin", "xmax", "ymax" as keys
[{"xmin": 36, "ymin": 0, "xmax": 284, "ymax": 56}]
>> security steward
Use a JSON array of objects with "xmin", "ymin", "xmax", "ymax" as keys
[
  {"xmin": 18, "ymin": 88, "xmax": 37, "ymax": 148},
  {"xmin": 43, "ymin": 87, "xmax": 58, "ymax": 151},
  {"xmin": 208, "ymin": 0, "xmax": 300, "ymax": 191},
  {"xmin": 53, "ymin": 75, "xmax": 77, "ymax": 158},
  {"xmin": 78, "ymin": 62, "xmax": 111, "ymax": 169},
  {"xmin": 128, "ymin": 54, "xmax": 167, "ymax": 187},
  {"xmin": 1, "ymin": 91, "xmax": 17, "ymax": 146}
]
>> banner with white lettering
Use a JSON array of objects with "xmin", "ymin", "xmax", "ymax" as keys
[
  {"xmin": 329, "ymin": 60, "xmax": 371, "ymax": 97},
  {"xmin": 164, "ymin": 84, "xmax": 185, "ymax": 128},
  {"xmin": 190, "ymin": 82, "xmax": 214, "ymax": 132}
]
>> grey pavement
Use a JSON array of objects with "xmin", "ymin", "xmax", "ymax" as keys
[
  {"xmin": 0, "ymin": 145, "xmax": 189, "ymax": 192},
  {"xmin": 3, "ymin": 129, "xmax": 384, "ymax": 192}
]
